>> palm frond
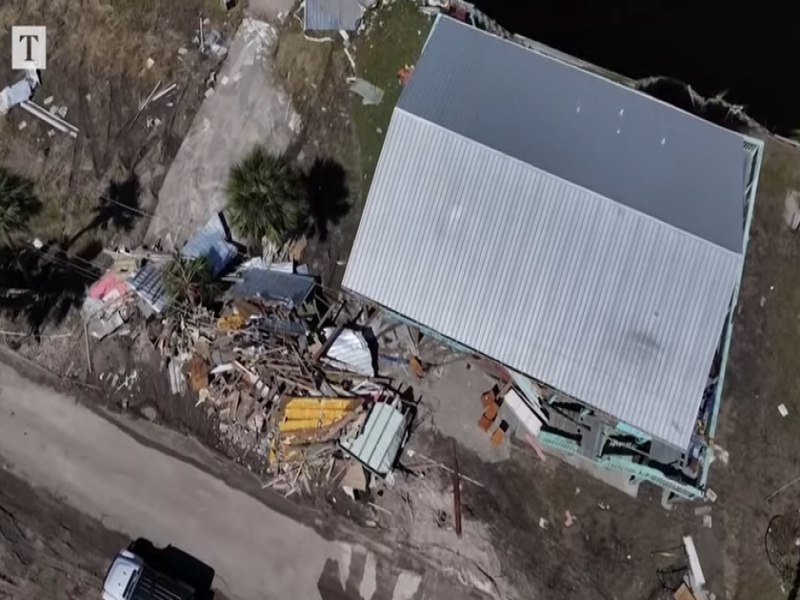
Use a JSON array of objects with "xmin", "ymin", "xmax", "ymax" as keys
[
  {"xmin": 0, "ymin": 168, "xmax": 41, "ymax": 242},
  {"xmin": 225, "ymin": 146, "xmax": 307, "ymax": 246}
]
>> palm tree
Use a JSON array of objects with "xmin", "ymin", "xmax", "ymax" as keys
[
  {"xmin": 161, "ymin": 254, "xmax": 221, "ymax": 307},
  {"xmin": 225, "ymin": 146, "xmax": 307, "ymax": 248},
  {"xmin": 0, "ymin": 167, "xmax": 41, "ymax": 247}
]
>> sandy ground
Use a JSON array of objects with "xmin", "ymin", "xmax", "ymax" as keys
[
  {"xmin": 147, "ymin": 17, "xmax": 299, "ymax": 246},
  {"xmin": 0, "ymin": 359, "xmax": 490, "ymax": 600}
]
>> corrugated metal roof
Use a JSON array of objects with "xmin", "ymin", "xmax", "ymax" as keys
[
  {"xmin": 228, "ymin": 269, "xmax": 315, "ymax": 308},
  {"xmin": 344, "ymin": 20, "xmax": 749, "ymax": 448},
  {"xmin": 399, "ymin": 17, "xmax": 746, "ymax": 253},
  {"xmin": 304, "ymin": 0, "xmax": 375, "ymax": 31}
]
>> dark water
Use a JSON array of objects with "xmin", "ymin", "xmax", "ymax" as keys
[{"xmin": 474, "ymin": 0, "xmax": 800, "ymax": 134}]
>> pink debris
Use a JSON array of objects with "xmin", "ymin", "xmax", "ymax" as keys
[{"xmin": 88, "ymin": 272, "xmax": 128, "ymax": 303}]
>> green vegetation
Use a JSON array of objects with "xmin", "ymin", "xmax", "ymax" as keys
[
  {"xmin": 161, "ymin": 254, "xmax": 220, "ymax": 307},
  {"xmin": 0, "ymin": 167, "xmax": 41, "ymax": 246},
  {"xmin": 225, "ymin": 146, "xmax": 308, "ymax": 247},
  {"xmin": 352, "ymin": 2, "xmax": 432, "ymax": 191}
]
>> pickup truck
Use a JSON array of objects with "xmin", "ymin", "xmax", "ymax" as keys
[{"xmin": 103, "ymin": 548, "xmax": 196, "ymax": 600}]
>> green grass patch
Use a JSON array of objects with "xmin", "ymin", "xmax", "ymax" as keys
[{"xmin": 352, "ymin": 1, "xmax": 432, "ymax": 191}]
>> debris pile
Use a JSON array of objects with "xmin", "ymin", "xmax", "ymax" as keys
[{"xmin": 144, "ymin": 273, "xmax": 414, "ymax": 493}]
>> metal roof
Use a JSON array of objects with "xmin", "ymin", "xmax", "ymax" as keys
[
  {"xmin": 228, "ymin": 269, "xmax": 315, "ymax": 308},
  {"xmin": 399, "ymin": 17, "xmax": 746, "ymax": 253},
  {"xmin": 343, "ymin": 18, "xmax": 749, "ymax": 449},
  {"xmin": 303, "ymin": 0, "xmax": 375, "ymax": 31}
]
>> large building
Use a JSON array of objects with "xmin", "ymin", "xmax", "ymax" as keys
[{"xmin": 343, "ymin": 16, "xmax": 763, "ymax": 499}]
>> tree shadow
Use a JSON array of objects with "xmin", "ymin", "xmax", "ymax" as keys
[
  {"xmin": 0, "ymin": 245, "xmax": 99, "ymax": 336},
  {"xmin": 305, "ymin": 159, "xmax": 350, "ymax": 242},
  {"xmin": 66, "ymin": 173, "xmax": 142, "ymax": 249}
]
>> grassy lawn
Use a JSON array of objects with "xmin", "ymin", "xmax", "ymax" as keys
[{"xmin": 352, "ymin": 1, "xmax": 433, "ymax": 191}]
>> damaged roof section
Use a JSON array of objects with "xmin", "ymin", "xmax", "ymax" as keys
[
  {"xmin": 304, "ymin": 0, "xmax": 377, "ymax": 31},
  {"xmin": 344, "ymin": 17, "xmax": 752, "ymax": 449},
  {"xmin": 181, "ymin": 213, "xmax": 238, "ymax": 276},
  {"xmin": 228, "ymin": 269, "xmax": 316, "ymax": 309}
]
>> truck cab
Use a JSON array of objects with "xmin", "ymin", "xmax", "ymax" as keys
[{"xmin": 103, "ymin": 548, "xmax": 195, "ymax": 600}]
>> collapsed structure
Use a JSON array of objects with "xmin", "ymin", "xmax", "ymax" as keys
[{"xmin": 343, "ymin": 16, "xmax": 764, "ymax": 499}]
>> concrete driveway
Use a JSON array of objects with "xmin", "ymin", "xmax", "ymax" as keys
[
  {"xmin": 0, "ymin": 362, "xmax": 487, "ymax": 600},
  {"xmin": 146, "ymin": 17, "xmax": 299, "ymax": 247}
]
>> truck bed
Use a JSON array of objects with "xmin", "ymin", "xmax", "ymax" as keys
[{"xmin": 131, "ymin": 566, "xmax": 194, "ymax": 600}]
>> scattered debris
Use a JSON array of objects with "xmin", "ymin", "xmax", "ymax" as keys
[
  {"xmin": 141, "ymin": 406, "xmax": 159, "ymax": 422},
  {"xmin": 19, "ymin": 101, "xmax": 79, "ymax": 137},
  {"xmin": 683, "ymin": 536, "xmax": 706, "ymax": 593},
  {"xmin": 453, "ymin": 441, "xmax": 462, "ymax": 537},
  {"xmin": 778, "ymin": 403, "xmax": 789, "ymax": 417},
  {"xmin": 340, "ymin": 461, "xmax": 367, "ymax": 497},
  {"xmin": 0, "ymin": 74, "xmax": 35, "ymax": 115},
  {"xmin": 348, "ymin": 77, "xmax": 384, "ymax": 105},
  {"xmin": 564, "ymin": 510, "xmax": 576, "ymax": 527}
]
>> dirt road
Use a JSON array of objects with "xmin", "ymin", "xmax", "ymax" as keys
[{"xmin": 0, "ymin": 362, "xmax": 483, "ymax": 600}]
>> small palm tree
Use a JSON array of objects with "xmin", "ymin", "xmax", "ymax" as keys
[
  {"xmin": 0, "ymin": 167, "xmax": 41, "ymax": 247},
  {"xmin": 161, "ymin": 255, "xmax": 221, "ymax": 307},
  {"xmin": 225, "ymin": 146, "xmax": 307, "ymax": 248}
]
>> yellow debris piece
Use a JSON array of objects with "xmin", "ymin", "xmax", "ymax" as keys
[
  {"xmin": 217, "ymin": 314, "xmax": 245, "ymax": 331},
  {"xmin": 279, "ymin": 397, "xmax": 361, "ymax": 432}
]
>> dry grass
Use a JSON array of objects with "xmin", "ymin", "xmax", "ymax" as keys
[{"xmin": 0, "ymin": 0, "xmax": 238, "ymax": 246}]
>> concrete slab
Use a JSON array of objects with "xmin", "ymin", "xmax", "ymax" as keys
[
  {"xmin": 545, "ymin": 447, "xmax": 641, "ymax": 498},
  {"xmin": 147, "ymin": 18, "xmax": 299, "ymax": 247}
]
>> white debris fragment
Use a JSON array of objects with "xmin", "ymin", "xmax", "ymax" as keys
[
  {"xmin": 220, "ymin": 75, "xmax": 230, "ymax": 86},
  {"xmin": 204, "ymin": 88, "xmax": 215, "ymax": 98},
  {"xmin": 538, "ymin": 517, "xmax": 547, "ymax": 530},
  {"xmin": 598, "ymin": 502, "xmax": 610, "ymax": 511},
  {"xmin": 779, "ymin": 403, "xmax": 789, "ymax": 417},
  {"xmin": 178, "ymin": 47, "xmax": 189, "ymax": 56},
  {"xmin": 702, "ymin": 514, "xmax": 713, "ymax": 529},
  {"xmin": 146, "ymin": 57, "xmax": 155, "ymax": 70},
  {"xmin": 564, "ymin": 510, "xmax": 576, "ymax": 527},
  {"xmin": 57, "ymin": 105, "xmax": 68, "ymax": 118},
  {"xmin": 48, "ymin": 105, "xmax": 58, "ymax": 115},
  {"xmin": 18, "ymin": 120, "xmax": 26, "ymax": 130},
  {"xmin": 43, "ymin": 96, "xmax": 54, "ymax": 106}
]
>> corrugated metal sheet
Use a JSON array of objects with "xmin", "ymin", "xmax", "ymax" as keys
[
  {"xmin": 344, "ymin": 108, "xmax": 742, "ymax": 449},
  {"xmin": 399, "ymin": 17, "xmax": 745, "ymax": 253},
  {"xmin": 228, "ymin": 269, "xmax": 315, "ymax": 308},
  {"xmin": 322, "ymin": 327, "xmax": 374, "ymax": 376},
  {"xmin": 128, "ymin": 262, "xmax": 168, "ymax": 314},
  {"xmin": 340, "ymin": 399, "xmax": 409, "ymax": 475},
  {"xmin": 181, "ymin": 213, "xmax": 237, "ymax": 276},
  {"xmin": 304, "ymin": 0, "xmax": 375, "ymax": 31}
]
